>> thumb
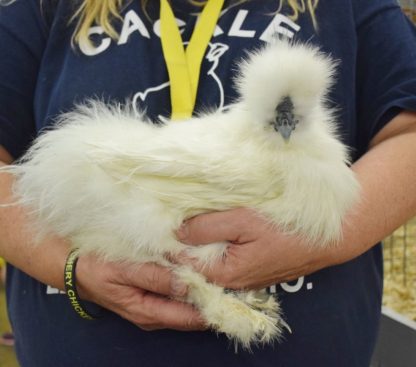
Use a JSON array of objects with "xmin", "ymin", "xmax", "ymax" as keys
[{"xmin": 176, "ymin": 208, "xmax": 247, "ymax": 246}]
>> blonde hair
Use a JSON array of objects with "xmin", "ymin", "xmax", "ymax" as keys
[{"xmin": 72, "ymin": 0, "xmax": 319, "ymax": 45}]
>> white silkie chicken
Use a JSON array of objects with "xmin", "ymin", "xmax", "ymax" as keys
[{"xmin": 8, "ymin": 41, "xmax": 360, "ymax": 348}]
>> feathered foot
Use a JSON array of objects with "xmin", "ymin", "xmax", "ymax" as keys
[{"xmin": 174, "ymin": 266, "xmax": 283, "ymax": 349}]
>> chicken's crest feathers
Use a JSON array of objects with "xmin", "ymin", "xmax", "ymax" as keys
[{"xmin": 235, "ymin": 40, "xmax": 337, "ymax": 138}]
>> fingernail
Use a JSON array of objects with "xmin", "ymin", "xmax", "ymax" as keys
[
  {"xmin": 177, "ymin": 223, "xmax": 189, "ymax": 240},
  {"xmin": 171, "ymin": 277, "xmax": 188, "ymax": 298}
]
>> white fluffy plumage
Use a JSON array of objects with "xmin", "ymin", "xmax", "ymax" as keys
[{"xmin": 8, "ymin": 41, "xmax": 359, "ymax": 348}]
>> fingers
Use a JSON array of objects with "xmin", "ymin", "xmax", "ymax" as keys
[
  {"xmin": 108, "ymin": 263, "xmax": 207, "ymax": 331},
  {"xmin": 119, "ymin": 262, "xmax": 187, "ymax": 298},
  {"xmin": 177, "ymin": 208, "xmax": 257, "ymax": 245},
  {"xmin": 125, "ymin": 292, "xmax": 206, "ymax": 331},
  {"xmin": 76, "ymin": 255, "xmax": 206, "ymax": 332}
]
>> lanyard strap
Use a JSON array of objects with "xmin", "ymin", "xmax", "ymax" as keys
[{"xmin": 160, "ymin": 0, "xmax": 224, "ymax": 120}]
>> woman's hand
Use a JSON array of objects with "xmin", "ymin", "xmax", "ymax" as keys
[
  {"xmin": 76, "ymin": 254, "xmax": 206, "ymax": 331},
  {"xmin": 175, "ymin": 112, "xmax": 416, "ymax": 292},
  {"xmin": 175, "ymin": 208, "xmax": 363, "ymax": 290}
]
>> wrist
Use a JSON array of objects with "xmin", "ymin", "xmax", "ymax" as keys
[
  {"xmin": 73, "ymin": 253, "xmax": 94, "ymax": 301},
  {"xmin": 64, "ymin": 249, "xmax": 100, "ymax": 320}
]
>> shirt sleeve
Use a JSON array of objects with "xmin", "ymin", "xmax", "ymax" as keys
[
  {"xmin": 354, "ymin": 0, "xmax": 416, "ymax": 148},
  {"xmin": 0, "ymin": 0, "xmax": 48, "ymax": 159}
]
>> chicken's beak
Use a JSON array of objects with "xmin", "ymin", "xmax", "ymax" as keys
[
  {"xmin": 273, "ymin": 96, "xmax": 297, "ymax": 143},
  {"xmin": 272, "ymin": 114, "xmax": 295, "ymax": 142},
  {"xmin": 277, "ymin": 124, "xmax": 294, "ymax": 142}
]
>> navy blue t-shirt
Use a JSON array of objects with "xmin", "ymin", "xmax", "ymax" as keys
[{"xmin": 1, "ymin": 1, "xmax": 416, "ymax": 366}]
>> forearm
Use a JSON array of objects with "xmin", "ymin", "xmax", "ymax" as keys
[
  {"xmin": 336, "ymin": 114, "xmax": 416, "ymax": 262},
  {"xmin": 0, "ymin": 162, "xmax": 69, "ymax": 290}
]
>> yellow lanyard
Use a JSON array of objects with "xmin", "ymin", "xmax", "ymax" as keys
[{"xmin": 160, "ymin": 0, "xmax": 225, "ymax": 120}]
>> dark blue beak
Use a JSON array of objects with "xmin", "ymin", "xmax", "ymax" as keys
[{"xmin": 273, "ymin": 96, "xmax": 298, "ymax": 142}]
